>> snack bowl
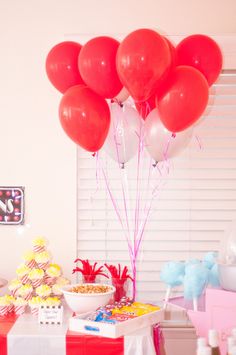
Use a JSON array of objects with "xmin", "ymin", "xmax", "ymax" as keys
[{"xmin": 61, "ymin": 283, "xmax": 116, "ymax": 314}]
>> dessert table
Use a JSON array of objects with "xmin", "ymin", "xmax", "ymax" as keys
[{"xmin": 0, "ymin": 307, "xmax": 157, "ymax": 355}]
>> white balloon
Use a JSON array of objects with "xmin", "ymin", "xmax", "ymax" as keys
[
  {"xmin": 103, "ymin": 103, "xmax": 142, "ymax": 165},
  {"xmin": 145, "ymin": 108, "xmax": 193, "ymax": 162}
]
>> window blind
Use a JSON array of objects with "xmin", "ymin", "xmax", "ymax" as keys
[{"xmin": 76, "ymin": 67, "xmax": 236, "ymax": 302}]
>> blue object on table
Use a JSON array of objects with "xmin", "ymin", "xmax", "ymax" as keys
[{"xmin": 160, "ymin": 261, "xmax": 185, "ymax": 287}]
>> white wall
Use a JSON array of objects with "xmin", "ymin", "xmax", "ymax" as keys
[{"xmin": 0, "ymin": 0, "xmax": 235, "ymax": 284}]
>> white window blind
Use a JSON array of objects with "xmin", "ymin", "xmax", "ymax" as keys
[{"xmin": 74, "ymin": 36, "xmax": 236, "ymax": 303}]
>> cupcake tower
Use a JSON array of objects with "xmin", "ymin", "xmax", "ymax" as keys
[{"xmin": 2, "ymin": 237, "xmax": 70, "ymax": 316}]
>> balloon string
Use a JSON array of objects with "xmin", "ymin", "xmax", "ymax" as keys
[
  {"xmin": 135, "ymin": 161, "xmax": 168, "ymax": 258},
  {"xmin": 195, "ymin": 134, "xmax": 202, "ymax": 150},
  {"xmin": 97, "ymin": 156, "xmax": 133, "ymax": 255},
  {"xmin": 90, "ymin": 152, "xmax": 100, "ymax": 203},
  {"xmin": 134, "ymin": 123, "xmax": 144, "ymax": 252},
  {"xmin": 112, "ymin": 104, "xmax": 130, "ymax": 236}
]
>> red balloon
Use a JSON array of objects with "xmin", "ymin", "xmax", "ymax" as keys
[
  {"xmin": 78, "ymin": 36, "xmax": 123, "ymax": 99},
  {"xmin": 116, "ymin": 29, "xmax": 171, "ymax": 102},
  {"xmin": 59, "ymin": 85, "xmax": 110, "ymax": 152},
  {"xmin": 135, "ymin": 95, "xmax": 156, "ymax": 120},
  {"xmin": 46, "ymin": 41, "xmax": 84, "ymax": 93},
  {"xmin": 135, "ymin": 37, "xmax": 176, "ymax": 119},
  {"xmin": 176, "ymin": 34, "xmax": 222, "ymax": 86},
  {"xmin": 157, "ymin": 66, "xmax": 209, "ymax": 132}
]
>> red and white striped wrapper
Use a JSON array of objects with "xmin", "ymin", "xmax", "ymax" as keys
[
  {"xmin": 0, "ymin": 306, "xmax": 8, "ymax": 316},
  {"xmin": 30, "ymin": 306, "xmax": 39, "ymax": 316},
  {"xmin": 10, "ymin": 288, "xmax": 20, "ymax": 298},
  {"xmin": 33, "ymin": 245, "xmax": 45, "ymax": 253},
  {"xmin": 37, "ymin": 262, "xmax": 49, "ymax": 270},
  {"xmin": 8, "ymin": 304, "xmax": 14, "ymax": 313},
  {"xmin": 31, "ymin": 278, "xmax": 43, "ymax": 288},
  {"xmin": 25, "ymin": 260, "xmax": 36, "ymax": 269},
  {"xmin": 44, "ymin": 276, "xmax": 56, "ymax": 286},
  {"xmin": 14, "ymin": 306, "xmax": 26, "ymax": 315},
  {"xmin": 23, "ymin": 293, "xmax": 33, "ymax": 302},
  {"xmin": 20, "ymin": 275, "xmax": 30, "ymax": 285}
]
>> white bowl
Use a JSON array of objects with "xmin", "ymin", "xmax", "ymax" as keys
[
  {"xmin": 61, "ymin": 283, "xmax": 116, "ymax": 314},
  {"xmin": 218, "ymin": 263, "xmax": 236, "ymax": 291}
]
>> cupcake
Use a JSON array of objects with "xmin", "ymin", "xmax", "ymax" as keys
[
  {"xmin": 35, "ymin": 251, "xmax": 51, "ymax": 270},
  {"xmin": 14, "ymin": 297, "xmax": 27, "ymax": 315},
  {"xmin": 17, "ymin": 284, "xmax": 33, "ymax": 301},
  {"xmin": 22, "ymin": 250, "xmax": 36, "ymax": 269},
  {"xmin": 56, "ymin": 276, "xmax": 70, "ymax": 286},
  {"xmin": 28, "ymin": 296, "xmax": 43, "ymax": 316},
  {"xmin": 32, "ymin": 237, "xmax": 47, "ymax": 253},
  {"xmin": 35, "ymin": 284, "xmax": 52, "ymax": 299},
  {"xmin": 8, "ymin": 279, "xmax": 22, "ymax": 297},
  {"xmin": 45, "ymin": 264, "xmax": 61, "ymax": 285},
  {"xmin": 16, "ymin": 264, "xmax": 31, "ymax": 284},
  {"xmin": 28, "ymin": 268, "xmax": 44, "ymax": 288},
  {"xmin": 5, "ymin": 295, "xmax": 16, "ymax": 313},
  {"xmin": 41, "ymin": 296, "xmax": 61, "ymax": 307},
  {"xmin": 0, "ymin": 296, "xmax": 10, "ymax": 316}
]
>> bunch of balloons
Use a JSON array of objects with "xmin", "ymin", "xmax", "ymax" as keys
[{"xmin": 46, "ymin": 28, "xmax": 222, "ymax": 161}]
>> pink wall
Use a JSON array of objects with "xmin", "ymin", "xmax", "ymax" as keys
[{"xmin": 0, "ymin": 0, "xmax": 235, "ymax": 285}]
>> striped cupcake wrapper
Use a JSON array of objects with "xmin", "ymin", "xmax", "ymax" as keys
[
  {"xmin": 44, "ymin": 276, "xmax": 56, "ymax": 286},
  {"xmin": 21, "ymin": 275, "xmax": 30, "ymax": 285},
  {"xmin": 0, "ymin": 306, "xmax": 8, "ymax": 316},
  {"xmin": 30, "ymin": 307, "xmax": 39, "ymax": 316},
  {"xmin": 37, "ymin": 262, "xmax": 49, "ymax": 270},
  {"xmin": 24, "ymin": 292, "xmax": 33, "ymax": 301},
  {"xmin": 10, "ymin": 288, "xmax": 20, "ymax": 297},
  {"xmin": 14, "ymin": 305, "xmax": 26, "ymax": 315},
  {"xmin": 8, "ymin": 304, "xmax": 14, "ymax": 313},
  {"xmin": 32, "ymin": 279, "xmax": 43, "ymax": 288},
  {"xmin": 33, "ymin": 246, "xmax": 45, "ymax": 253},
  {"xmin": 26, "ymin": 260, "xmax": 36, "ymax": 269}
]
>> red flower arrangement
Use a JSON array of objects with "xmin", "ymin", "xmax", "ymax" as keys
[
  {"xmin": 105, "ymin": 263, "xmax": 133, "ymax": 301},
  {"xmin": 73, "ymin": 259, "xmax": 108, "ymax": 283}
]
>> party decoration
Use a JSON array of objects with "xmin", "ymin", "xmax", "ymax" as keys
[
  {"xmin": 144, "ymin": 108, "xmax": 193, "ymax": 161},
  {"xmin": 46, "ymin": 41, "xmax": 84, "ymax": 93},
  {"xmin": 72, "ymin": 259, "xmax": 108, "ymax": 283},
  {"xmin": 45, "ymin": 29, "xmax": 222, "ymax": 299},
  {"xmin": 184, "ymin": 264, "xmax": 209, "ymax": 311},
  {"xmin": 103, "ymin": 102, "xmax": 141, "ymax": 165},
  {"xmin": 78, "ymin": 36, "xmax": 123, "ymax": 99},
  {"xmin": 0, "ymin": 186, "xmax": 24, "ymax": 225},
  {"xmin": 160, "ymin": 261, "xmax": 185, "ymax": 306},
  {"xmin": 203, "ymin": 252, "xmax": 218, "ymax": 270},
  {"xmin": 105, "ymin": 263, "xmax": 133, "ymax": 302},
  {"xmin": 135, "ymin": 94, "xmax": 156, "ymax": 120},
  {"xmin": 176, "ymin": 34, "xmax": 223, "ymax": 86},
  {"xmin": 116, "ymin": 28, "xmax": 171, "ymax": 102},
  {"xmin": 209, "ymin": 264, "xmax": 220, "ymax": 287},
  {"xmin": 59, "ymin": 85, "xmax": 110, "ymax": 152},
  {"xmin": 5, "ymin": 237, "xmax": 70, "ymax": 316},
  {"xmin": 157, "ymin": 66, "xmax": 209, "ymax": 132}
]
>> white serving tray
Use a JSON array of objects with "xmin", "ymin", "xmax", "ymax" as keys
[{"xmin": 69, "ymin": 309, "xmax": 164, "ymax": 338}]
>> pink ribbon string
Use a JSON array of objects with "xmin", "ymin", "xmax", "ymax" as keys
[
  {"xmin": 195, "ymin": 134, "xmax": 202, "ymax": 150},
  {"xmin": 97, "ymin": 156, "xmax": 133, "ymax": 257}
]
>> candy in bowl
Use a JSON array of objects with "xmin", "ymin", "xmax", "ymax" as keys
[{"xmin": 61, "ymin": 283, "xmax": 116, "ymax": 314}]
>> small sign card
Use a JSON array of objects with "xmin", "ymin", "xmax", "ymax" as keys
[
  {"xmin": 38, "ymin": 305, "xmax": 63, "ymax": 325},
  {"xmin": 0, "ymin": 186, "xmax": 24, "ymax": 225}
]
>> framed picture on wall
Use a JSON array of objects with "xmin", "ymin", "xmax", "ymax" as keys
[{"xmin": 0, "ymin": 187, "xmax": 24, "ymax": 225}]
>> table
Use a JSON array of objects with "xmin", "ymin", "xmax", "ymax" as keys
[{"xmin": 0, "ymin": 308, "xmax": 157, "ymax": 355}]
